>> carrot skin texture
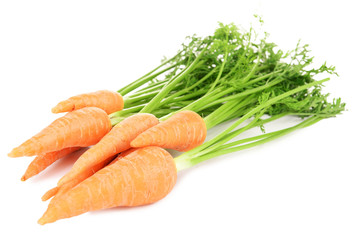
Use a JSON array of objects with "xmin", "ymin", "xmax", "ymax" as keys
[
  {"xmin": 38, "ymin": 146, "xmax": 177, "ymax": 225},
  {"xmin": 8, "ymin": 107, "xmax": 112, "ymax": 158},
  {"xmin": 21, "ymin": 147, "xmax": 81, "ymax": 181},
  {"xmin": 131, "ymin": 110, "xmax": 207, "ymax": 151},
  {"xmin": 57, "ymin": 113, "xmax": 159, "ymax": 186},
  {"xmin": 107, "ymin": 148, "xmax": 137, "ymax": 166},
  {"xmin": 42, "ymin": 155, "xmax": 117, "ymax": 201},
  {"xmin": 44, "ymin": 150, "xmax": 135, "ymax": 201},
  {"xmin": 52, "ymin": 90, "xmax": 124, "ymax": 114}
]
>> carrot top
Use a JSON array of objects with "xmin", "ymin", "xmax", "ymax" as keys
[{"xmin": 174, "ymin": 79, "xmax": 345, "ymax": 171}]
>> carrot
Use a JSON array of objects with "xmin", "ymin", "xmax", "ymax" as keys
[
  {"xmin": 107, "ymin": 148, "xmax": 137, "ymax": 166},
  {"xmin": 8, "ymin": 107, "xmax": 111, "ymax": 158},
  {"xmin": 130, "ymin": 110, "xmax": 207, "ymax": 151},
  {"xmin": 52, "ymin": 90, "xmax": 124, "ymax": 114},
  {"xmin": 38, "ymin": 146, "xmax": 177, "ymax": 225},
  {"xmin": 42, "ymin": 149, "xmax": 136, "ymax": 201},
  {"xmin": 41, "ymin": 154, "xmax": 119, "ymax": 201},
  {"xmin": 56, "ymin": 113, "xmax": 159, "ymax": 186},
  {"xmin": 21, "ymin": 147, "xmax": 82, "ymax": 181},
  {"xmin": 41, "ymin": 187, "xmax": 58, "ymax": 202}
]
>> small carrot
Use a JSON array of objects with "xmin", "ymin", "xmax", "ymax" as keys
[
  {"xmin": 130, "ymin": 110, "xmax": 207, "ymax": 151},
  {"xmin": 41, "ymin": 154, "xmax": 120, "ymax": 201},
  {"xmin": 56, "ymin": 113, "xmax": 159, "ymax": 186},
  {"xmin": 21, "ymin": 147, "xmax": 82, "ymax": 181},
  {"xmin": 41, "ymin": 187, "xmax": 58, "ymax": 202},
  {"xmin": 8, "ymin": 107, "xmax": 111, "ymax": 158},
  {"xmin": 38, "ymin": 146, "xmax": 177, "ymax": 225},
  {"xmin": 52, "ymin": 90, "xmax": 124, "ymax": 114}
]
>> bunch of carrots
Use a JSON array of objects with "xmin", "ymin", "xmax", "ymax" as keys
[{"xmin": 8, "ymin": 20, "xmax": 345, "ymax": 225}]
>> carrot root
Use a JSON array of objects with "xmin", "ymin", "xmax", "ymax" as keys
[
  {"xmin": 131, "ymin": 110, "xmax": 207, "ymax": 151},
  {"xmin": 43, "ymin": 155, "xmax": 117, "ymax": 201},
  {"xmin": 56, "ymin": 113, "xmax": 158, "ymax": 187},
  {"xmin": 52, "ymin": 90, "xmax": 124, "ymax": 114},
  {"xmin": 41, "ymin": 187, "xmax": 59, "ymax": 201},
  {"xmin": 21, "ymin": 147, "xmax": 81, "ymax": 181},
  {"xmin": 38, "ymin": 147, "xmax": 177, "ymax": 225},
  {"xmin": 8, "ymin": 107, "xmax": 111, "ymax": 158}
]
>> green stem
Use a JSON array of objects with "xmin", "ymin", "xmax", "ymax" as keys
[
  {"xmin": 123, "ymin": 90, "xmax": 159, "ymax": 106},
  {"xmin": 110, "ymin": 105, "xmax": 145, "ymax": 119},
  {"xmin": 239, "ymin": 54, "xmax": 261, "ymax": 84},
  {"xmin": 159, "ymin": 88, "xmax": 224, "ymax": 121},
  {"xmin": 217, "ymin": 115, "xmax": 320, "ymax": 151},
  {"xmin": 207, "ymin": 41, "xmax": 229, "ymax": 94},
  {"xmin": 200, "ymin": 108, "xmax": 267, "ymax": 156},
  {"xmin": 175, "ymin": 116, "xmax": 321, "ymax": 171},
  {"xmin": 140, "ymin": 46, "xmax": 208, "ymax": 113},
  {"xmin": 178, "ymin": 78, "xmax": 329, "ymax": 160},
  {"xmin": 168, "ymin": 89, "xmax": 209, "ymax": 104},
  {"xmin": 241, "ymin": 69, "xmax": 283, "ymax": 88},
  {"xmin": 127, "ymin": 80, "xmax": 167, "ymax": 98},
  {"xmin": 118, "ymin": 60, "xmax": 180, "ymax": 96},
  {"xmin": 160, "ymin": 67, "xmax": 218, "ymax": 106},
  {"xmin": 201, "ymin": 76, "xmax": 284, "ymax": 110},
  {"xmin": 203, "ymin": 96, "xmax": 254, "ymax": 129}
]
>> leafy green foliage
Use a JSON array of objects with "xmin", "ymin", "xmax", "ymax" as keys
[{"xmin": 116, "ymin": 19, "xmax": 345, "ymax": 127}]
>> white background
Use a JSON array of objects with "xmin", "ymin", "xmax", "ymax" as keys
[{"xmin": 1, "ymin": 0, "xmax": 359, "ymax": 239}]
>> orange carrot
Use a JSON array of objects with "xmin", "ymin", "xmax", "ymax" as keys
[
  {"xmin": 52, "ymin": 90, "xmax": 124, "ymax": 114},
  {"xmin": 41, "ymin": 187, "xmax": 58, "ymax": 202},
  {"xmin": 56, "ymin": 113, "xmax": 159, "ymax": 186},
  {"xmin": 131, "ymin": 110, "xmax": 207, "ymax": 151},
  {"xmin": 38, "ymin": 146, "xmax": 177, "ymax": 225},
  {"xmin": 8, "ymin": 107, "xmax": 111, "ymax": 158},
  {"xmin": 107, "ymin": 148, "xmax": 137, "ymax": 166},
  {"xmin": 21, "ymin": 147, "xmax": 82, "ymax": 181},
  {"xmin": 41, "ymin": 154, "xmax": 118, "ymax": 201},
  {"xmin": 42, "ymin": 149, "xmax": 136, "ymax": 201}
]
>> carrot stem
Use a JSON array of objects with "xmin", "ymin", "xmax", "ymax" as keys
[
  {"xmin": 174, "ymin": 78, "xmax": 330, "ymax": 170},
  {"xmin": 159, "ymin": 67, "xmax": 218, "ymax": 106},
  {"xmin": 117, "ymin": 52, "xmax": 182, "ymax": 96},
  {"xmin": 127, "ymin": 80, "xmax": 167, "ymax": 97},
  {"xmin": 201, "ymin": 78, "xmax": 328, "ymax": 150},
  {"xmin": 176, "ymin": 116, "xmax": 322, "ymax": 171},
  {"xmin": 139, "ymin": 45, "xmax": 208, "ymax": 114}
]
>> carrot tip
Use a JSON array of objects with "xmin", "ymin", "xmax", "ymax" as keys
[
  {"xmin": 8, "ymin": 150, "xmax": 19, "ymax": 158},
  {"xmin": 51, "ymin": 100, "xmax": 74, "ymax": 113},
  {"xmin": 51, "ymin": 106, "xmax": 62, "ymax": 113},
  {"xmin": 37, "ymin": 217, "xmax": 47, "ymax": 225},
  {"xmin": 42, "ymin": 187, "xmax": 58, "ymax": 201},
  {"xmin": 38, "ymin": 208, "xmax": 57, "ymax": 225},
  {"xmin": 8, "ymin": 146, "xmax": 30, "ymax": 158},
  {"xmin": 21, "ymin": 175, "xmax": 27, "ymax": 181}
]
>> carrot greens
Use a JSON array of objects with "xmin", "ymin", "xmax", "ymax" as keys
[{"xmin": 112, "ymin": 20, "xmax": 345, "ymax": 164}]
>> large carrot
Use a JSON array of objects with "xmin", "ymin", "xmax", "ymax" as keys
[
  {"xmin": 52, "ymin": 90, "xmax": 124, "ymax": 114},
  {"xmin": 38, "ymin": 146, "xmax": 177, "ymax": 225},
  {"xmin": 56, "ymin": 113, "xmax": 159, "ymax": 186},
  {"xmin": 41, "ymin": 154, "xmax": 119, "ymax": 201},
  {"xmin": 8, "ymin": 107, "xmax": 111, "ymax": 158},
  {"xmin": 21, "ymin": 147, "xmax": 82, "ymax": 181},
  {"xmin": 130, "ymin": 110, "xmax": 207, "ymax": 151}
]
